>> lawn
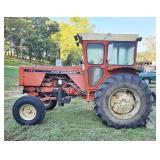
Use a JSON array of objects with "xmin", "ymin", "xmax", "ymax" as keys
[{"xmin": 4, "ymin": 57, "xmax": 156, "ymax": 141}]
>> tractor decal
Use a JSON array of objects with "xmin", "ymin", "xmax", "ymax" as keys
[{"xmin": 24, "ymin": 69, "xmax": 81, "ymax": 74}]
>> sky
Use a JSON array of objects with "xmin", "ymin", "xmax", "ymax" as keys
[{"xmin": 53, "ymin": 17, "xmax": 156, "ymax": 52}]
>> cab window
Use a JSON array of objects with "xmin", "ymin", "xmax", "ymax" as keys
[
  {"xmin": 87, "ymin": 44, "xmax": 104, "ymax": 64},
  {"xmin": 108, "ymin": 42, "xmax": 135, "ymax": 65}
]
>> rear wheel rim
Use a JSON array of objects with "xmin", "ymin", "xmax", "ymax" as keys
[
  {"xmin": 19, "ymin": 104, "xmax": 37, "ymax": 121},
  {"xmin": 108, "ymin": 88, "xmax": 140, "ymax": 120}
]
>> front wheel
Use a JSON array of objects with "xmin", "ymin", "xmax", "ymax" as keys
[
  {"xmin": 12, "ymin": 96, "xmax": 46, "ymax": 125},
  {"xmin": 94, "ymin": 74, "xmax": 153, "ymax": 129}
]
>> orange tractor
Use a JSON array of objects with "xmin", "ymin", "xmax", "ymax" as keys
[{"xmin": 12, "ymin": 33, "xmax": 154, "ymax": 129}]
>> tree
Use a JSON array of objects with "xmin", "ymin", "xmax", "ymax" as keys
[
  {"xmin": 28, "ymin": 17, "xmax": 59, "ymax": 62},
  {"xmin": 25, "ymin": 17, "xmax": 59, "ymax": 62},
  {"xmin": 4, "ymin": 17, "xmax": 93, "ymax": 65},
  {"xmin": 4, "ymin": 17, "xmax": 29, "ymax": 57},
  {"xmin": 4, "ymin": 17, "xmax": 59, "ymax": 63},
  {"xmin": 137, "ymin": 36, "xmax": 156, "ymax": 63},
  {"xmin": 144, "ymin": 36, "xmax": 156, "ymax": 52},
  {"xmin": 57, "ymin": 17, "xmax": 93, "ymax": 65}
]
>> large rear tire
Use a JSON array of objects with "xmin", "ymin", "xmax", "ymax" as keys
[
  {"xmin": 12, "ymin": 96, "xmax": 46, "ymax": 125},
  {"xmin": 94, "ymin": 74, "xmax": 153, "ymax": 129}
]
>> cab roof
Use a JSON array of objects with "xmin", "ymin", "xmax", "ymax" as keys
[{"xmin": 78, "ymin": 33, "xmax": 140, "ymax": 42}]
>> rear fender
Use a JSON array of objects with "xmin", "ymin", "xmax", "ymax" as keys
[{"xmin": 107, "ymin": 66, "xmax": 141, "ymax": 75}]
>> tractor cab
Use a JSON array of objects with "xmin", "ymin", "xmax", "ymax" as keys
[{"xmin": 74, "ymin": 33, "xmax": 142, "ymax": 90}]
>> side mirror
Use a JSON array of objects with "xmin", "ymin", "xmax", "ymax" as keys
[{"xmin": 74, "ymin": 35, "xmax": 78, "ymax": 41}]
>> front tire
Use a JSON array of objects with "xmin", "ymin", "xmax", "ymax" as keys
[
  {"xmin": 12, "ymin": 96, "xmax": 46, "ymax": 125},
  {"xmin": 94, "ymin": 74, "xmax": 153, "ymax": 129}
]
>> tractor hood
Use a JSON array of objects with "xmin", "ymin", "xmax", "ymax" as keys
[{"xmin": 19, "ymin": 65, "xmax": 85, "ymax": 90}]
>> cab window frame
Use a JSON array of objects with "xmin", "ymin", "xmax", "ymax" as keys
[
  {"xmin": 107, "ymin": 41, "xmax": 136, "ymax": 66},
  {"xmin": 86, "ymin": 43, "xmax": 105, "ymax": 65}
]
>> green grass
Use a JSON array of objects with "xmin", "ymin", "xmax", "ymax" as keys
[
  {"xmin": 4, "ymin": 57, "xmax": 156, "ymax": 141},
  {"xmin": 4, "ymin": 57, "xmax": 34, "ymax": 91}
]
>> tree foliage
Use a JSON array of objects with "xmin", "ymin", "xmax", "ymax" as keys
[
  {"xmin": 57, "ymin": 17, "xmax": 93, "ymax": 65},
  {"xmin": 144, "ymin": 36, "xmax": 156, "ymax": 52},
  {"xmin": 4, "ymin": 17, "xmax": 59, "ymax": 63},
  {"xmin": 137, "ymin": 36, "xmax": 156, "ymax": 63},
  {"xmin": 4, "ymin": 17, "xmax": 93, "ymax": 65}
]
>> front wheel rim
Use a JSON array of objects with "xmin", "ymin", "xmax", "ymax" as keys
[
  {"xmin": 19, "ymin": 104, "xmax": 37, "ymax": 121},
  {"xmin": 108, "ymin": 88, "xmax": 141, "ymax": 120}
]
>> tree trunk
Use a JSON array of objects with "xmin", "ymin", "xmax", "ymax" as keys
[
  {"xmin": 29, "ymin": 55, "xmax": 32, "ymax": 62},
  {"xmin": 10, "ymin": 50, "xmax": 13, "ymax": 57},
  {"xmin": 29, "ymin": 48, "xmax": 32, "ymax": 62},
  {"xmin": 45, "ymin": 49, "xmax": 48, "ymax": 61}
]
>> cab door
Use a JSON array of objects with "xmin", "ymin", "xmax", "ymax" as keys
[{"xmin": 83, "ymin": 41, "xmax": 106, "ymax": 90}]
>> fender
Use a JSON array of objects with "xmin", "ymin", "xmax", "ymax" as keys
[{"xmin": 107, "ymin": 65, "xmax": 141, "ymax": 75}]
